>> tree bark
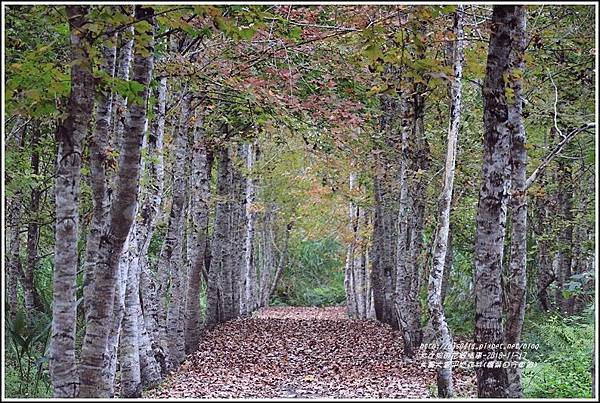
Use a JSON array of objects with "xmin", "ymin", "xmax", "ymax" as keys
[
  {"xmin": 83, "ymin": 34, "xmax": 117, "ymax": 317},
  {"xmin": 241, "ymin": 142, "xmax": 258, "ymax": 315},
  {"xmin": 184, "ymin": 114, "xmax": 213, "ymax": 352},
  {"xmin": 427, "ymin": 6, "xmax": 464, "ymax": 397},
  {"xmin": 6, "ymin": 121, "xmax": 27, "ymax": 319},
  {"xmin": 140, "ymin": 77, "xmax": 168, "ymax": 361},
  {"xmin": 345, "ymin": 172, "xmax": 359, "ymax": 318},
  {"xmin": 24, "ymin": 127, "xmax": 44, "ymax": 313},
  {"xmin": 157, "ymin": 93, "xmax": 191, "ymax": 369},
  {"xmin": 504, "ymin": 6, "xmax": 527, "ymax": 398},
  {"xmin": 371, "ymin": 87, "xmax": 402, "ymax": 329},
  {"xmin": 395, "ymin": 91, "xmax": 426, "ymax": 357},
  {"xmin": 119, "ymin": 235, "xmax": 142, "ymax": 398},
  {"xmin": 554, "ymin": 161, "xmax": 574, "ymax": 315},
  {"xmin": 78, "ymin": 6, "xmax": 155, "ymax": 397},
  {"xmin": 474, "ymin": 5, "xmax": 521, "ymax": 398},
  {"xmin": 206, "ymin": 147, "xmax": 232, "ymax": 326},
  {"xmin": 135, "ymin": 77, "xmax": 167, "ymax": 383},
  {"xmin": 50, "ymin": 5, "xmax": 96, "ymax": 397}
]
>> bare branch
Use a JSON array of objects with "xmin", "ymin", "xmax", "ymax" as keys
[{"xmin": 525, "ymin": 122, "xmax": 595, "ymax": 189}]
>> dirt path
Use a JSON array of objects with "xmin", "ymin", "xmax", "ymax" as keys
[{"xmin": 146, "ymin": 306, "xmax": 476, "ymax": 398}]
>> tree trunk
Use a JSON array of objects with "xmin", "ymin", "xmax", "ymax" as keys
[
  {"xmin": 6, "ymin": 122, "xmax": 26, "ymax": 319},
  {"xmin": 504, "ymin": 6, "xmax": 527, "ymax": 398},
  {"xmin": 267, "ymin": 220, "xmax": 293, "ymax": 304},
  {"xmin": 206, "ymin": 147, "xmax": 232, "ymax": 327},
  {"xmin": 157, "ymin": 93, "xmax": 191, "ymax": 369},
  {"xmin": 184, "ymin": 114, "xmax": 213, "ymax": 353},
  {"xmin": 229, "ymin": 154, "xmax": 246, "ymax": 318},
  {"xmin": 78, "ymin": 6, "xmax": 155, "ymax": 397},
  {"xmin": 241, "ymin": 142, "xmax": 258, "ymax": 315},
  {"xmin": 395, "ymin": 90, "xmax": 426, "ymax": 357},
  {"xmin": 85, "ymin": 37, "xmax": 121, "ymax": 396},
  {"xmin": 554, "ymin": 161, "xmax": 574, "ymax": 315},
  {"xmin": 111, "ymin": 22, "xmax": 134, "ymax": 151},
  {"xmin": 371, "ymin": 93, "xmax": 400, "ymax": 329},
  {"xmin": 83, "ymin": 34, "xmax": 117, "ymax": 316},
  {"xmin": 140, "ymin": 77, "xmax": 167, "ymax": 360},
  {"xmin": 119, "ymin": 236, "xmax": 142, "ymax": 398},
  {"xmin": 345, "ymin": 172, "xmax": 359, "ymax": 318},
  {"xmin": 105, "ymin": 245, "xmax": 128, "ymax": 397},
  {"xmin": 257, "ymin": 203, "xmax": 277, "ymax": 307},
  {"xmin": 441, "ymin": 230, "xmax": 453, "ymax": 304},
  {"xmin": 24, "ymin": 127, "xmax": 43, "ymax": 313},
  {"xmin": 427, "ymin": 6, "xmax": 463, "ymax": 397},
  {"xmin": 50, "ymin": 5, "xmax": 96, "ymax": 397},
  {"xmin": 474, "ymin": 5, "xmax": 522, "ymax": 398}
]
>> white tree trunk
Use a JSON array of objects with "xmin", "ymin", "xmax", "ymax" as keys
[
  {"xmin": 78, "ymin": 6, "xmax": 155, "ymax": 397},
  {"xmin": 426, "ymin": 6, "xmax": 464, "ymax": 397},
  {"xmin": 50, "ymin": 6, "xmax": 95, "ymax": 397}
]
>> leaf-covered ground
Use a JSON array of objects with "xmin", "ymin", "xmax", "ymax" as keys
[{"xmin": 147, "ymin": 306, "xmax": 476, "ymax": 398}]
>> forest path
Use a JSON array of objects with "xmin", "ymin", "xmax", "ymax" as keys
[{"xmin": 146, "ymin": 306, "xmax": 475, "ymax": 398}]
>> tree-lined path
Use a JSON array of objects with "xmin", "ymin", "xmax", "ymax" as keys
[
  {"xmin": 147, "ymin": 307, "xmax": 476, "ymax": 398},
  {"xmin": 4, "ymin": 3, "xmax": 595, "ymax": 400}
]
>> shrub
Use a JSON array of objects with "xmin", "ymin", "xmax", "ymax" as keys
[{"xmin": 4, "ymin": 310, "xmax": 52, "ymax": 397}]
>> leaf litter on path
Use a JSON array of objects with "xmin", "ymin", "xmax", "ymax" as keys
[{"xmin": 146, "ymin": 306, "xmax": 476, "ymax": 398}]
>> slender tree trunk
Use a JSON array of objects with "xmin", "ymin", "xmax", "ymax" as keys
[
  {"xmin": 157, "ymin": 93, "xmax": 191, "ymax": 368},
  {"xmin": 24, "ymin": 127, "xmax": 43, "ymax": 313},
  {"xmin": 345, "ymin": 172, "xmax": 359, "ymax": 318},
  {"xmin": 111, "ymin": 23, "xmax": 134, "ymax": 152},
  {"xmin": 6, "ymin": 122, "xmax": 27, "ymax": 319},
  {"xmin": 120, "ymin": 108, "xmax": 163, "ymax": 392},
  {"xmin": 78, "ymin": 7, "xmax": 155, "ymax": 397},
  {"xmin": 267, "ymin": 221, "xmax": 293, "ymax": 302},
  {"xmin": 504, "ymin": 7, "xmax": 527, "ymax": 398},
  {"xmin": 81, "ymin": 35, "xmax": 120, "ymax": 396},
  {"xmin": 555, "ymin": 161, "xmax": 574, "ymax": 315},
  {"xmin": 119, "ymin": 236, "xmax": 142, "ymax": 397},
  {"xmin": 427, "ymin": 7, "xmax": 463, "ymax": 397},
  {"xmin": 257, "ymin": 203, "xmax": 277, "ymax": 307},
  {"xmin": 206, "ymin": 147, "xmax": 232, "ymax": 327},
  {"xmin": 184, "ymin": 114, "xmax": 213, "ymax": 353},
  {"xmin": 371, "ymin": 94, "xmax": 400, "ymax": 329},
  {"xmin": 105, "ymin": 245, "xmax": 128, "ymax": 397},
  {"xmin": 140, "ymin": 77, "xmax": 167, "ymax": 360},
  {"xmin": 50, "ymin": 6, "xmax": 96, "ymax": 397},
  {"xmin": 441, "ymin": 230, "xmax": 453, "ymax": 304},
  {"xmin": 241, "ymin": 142, "xmax": 258, "ymax": 315},
  {"xmin": 83, "ymin": 34, "xmax": 117, "ymax": 316},
  {"xmin": 533, "ymin": 161, "xmax": 553, "ymax": 311},
  {"xmin": 474, "ymin": 5, "xmax": 522, "ymax": 398},
  {"xmin": 134, "ymin": 78, "xmax": 167, "ymax": 384},
  {"xmin": 230, "ymin": 153, "xmax": 247, "ymax": 317},
  {"xmin": 395, "ymin": 92, "xmax": 425, "ymax": 357}
]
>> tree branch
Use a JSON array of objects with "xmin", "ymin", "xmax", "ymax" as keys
[{"xmin": 525, "ymin": 122, "xmax": 595, "ymax": 189}]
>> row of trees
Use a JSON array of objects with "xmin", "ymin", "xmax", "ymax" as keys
[
  {"xmin": 340, "ymin": 4, "xmax": 594, "ymax": 398},
  {"xmin": 4, "ymin": 3, "xmax": 595, "ymax": 399}
]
